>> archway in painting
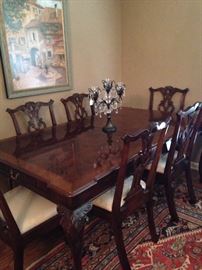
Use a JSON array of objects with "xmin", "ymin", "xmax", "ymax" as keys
[{"xmin": 30, "ymin": 48, "xmax": 39, "ymax": 66}]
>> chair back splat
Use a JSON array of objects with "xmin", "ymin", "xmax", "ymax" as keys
[
  {"xmin": 175, "ymin": 102, "xmax": 202, "ymax": 165},
  {"xmin": 149, "ymin": 86, "xmax": 189, "ymax": 114},
  {"xmin": 6, "ymin": 100, "xmax": 56, "ymax": 136},
  {"xmin": 112, "ymin": 119, "xmax": 170, "ymax": 216},
  {"xmin": 61, "ymin": 93, "xmax": 94, "ymax": 122}
]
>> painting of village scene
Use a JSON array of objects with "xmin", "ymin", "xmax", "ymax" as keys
[{"xmin": 1, "ymin": 0, "xmax": 71, "ymax": 97}]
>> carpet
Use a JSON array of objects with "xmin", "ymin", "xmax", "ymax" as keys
[
  {"xmin": 129, "ymin": 229, "xmax": 202, "ymax": 270},
  {"xmin": 28, "ymin": 179, "xmax": 202, "ymax": 270}
]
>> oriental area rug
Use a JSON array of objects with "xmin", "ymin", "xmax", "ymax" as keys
[{"xmin": 28, "ymin": 178, "xmax": 202, "ymax": 270}]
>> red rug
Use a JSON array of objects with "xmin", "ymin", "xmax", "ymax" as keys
[
  {"xmin": 28, "ymin": 179, "xmax": 202, "ymax": 270},
  {"xmin": 129, "ymin": 229, "xmax": 202, "ymax": 270}
]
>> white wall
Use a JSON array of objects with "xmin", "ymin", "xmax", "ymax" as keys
[{"xmin": 0, "ymin": 0, "xmax": 122, "ymax": 139}]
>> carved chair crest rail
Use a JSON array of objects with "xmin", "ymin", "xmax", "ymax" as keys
[
  {"xmin": 149, "ymin": 86, "xmax": 189, "ymax": 114},
  {"xmin": 6, "ymin": 100, "xmax": 57, "ymax": 136},
  {"xmin": 61, "ymin": 93, "xmax": 94, "ymax": 122}
]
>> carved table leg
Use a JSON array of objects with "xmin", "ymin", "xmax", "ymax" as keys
[{"xmin": 57, "ymin": 202, "xmax": 92, "ymax": 270}]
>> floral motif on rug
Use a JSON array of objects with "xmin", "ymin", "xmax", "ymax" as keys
[{"xmin": 129, "ymin": 229, "xmax": 202, "ymax": 270}]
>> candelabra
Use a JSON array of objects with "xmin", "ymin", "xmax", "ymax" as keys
[{"xmin": 89, "ymin": 79, "xmax": 126, "ymax": 133}]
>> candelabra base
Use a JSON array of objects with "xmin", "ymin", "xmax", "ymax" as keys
[
  {"xmin": 102, "ymin": 125, "xmax": 117, "ymax": 134},
  {"xmin": 102, "ymin": 114, "xmax": 117, "ymax": 134}
]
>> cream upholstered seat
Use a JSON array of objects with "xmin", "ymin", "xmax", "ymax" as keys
[
  {"xmin": 0, "ymin": 185, "xmax": 57, "ymax": 234},
  {"xmin": 147, "ymin": 151, "xmax": 178, "ymax": 174},
  {"xmin": 153, "ymin": 153, "xmax": 168, "ymax": 174},
  {"xmin": 93, "ymin": 176, "xmax": 135, "ymax": 212}
]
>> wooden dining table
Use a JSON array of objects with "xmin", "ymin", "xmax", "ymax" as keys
[{"xmin": 0, "ymin": 107, "xmax": 198, "ymax": 269}]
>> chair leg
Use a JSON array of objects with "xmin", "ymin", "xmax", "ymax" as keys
[
  {"xmin": 185, "ymin": 164, "xmax": 197, "ymax": 204},
  {"xmin": 199, "ymin": 152, "xmax": 202, "ymax": 183},
  {"xmin": 9, "ymin": 176, "xmax": 14, "ymax": 189},
  {"xmin": 164, "ymin": 177, "xmax": 179, "ymax": 223},
  {"xmin": 13, "ymin": 247, "xmax": 24, "ymax": 270},
  {"xmin": 146, "ymin": 201, "xmax": 159, "ymax": 243},
  {"xmin": 111, "ymin": 219, "xmax": 131, "ymax": 270}
]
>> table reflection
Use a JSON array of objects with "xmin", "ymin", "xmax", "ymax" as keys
[{"xmin": 13, "ymin": 116, "xmax": 95, "ymax": 158}]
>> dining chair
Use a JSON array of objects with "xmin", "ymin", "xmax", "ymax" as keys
[
  {"xmin": 198, "ymin": 115, "xmax": 202, "ymax": 183},
  {"xmin": 148, "ymin": 102, "xmax": 202, "ymax": 224},
  {"xmin": 149, "ymin": 86, "xmax": 189, "ymax": 114},
  {"xmin": 0, "ymin": 184, "xmax": 59, "ymax": 270},
  {"xmin": 61, "ymin": 93, "xmax": 94, "ymax": 122},
  {"xmin": 6, "ymin": 100, "xmax": 57, "ymax": 136},
  {"xmin": 92, "ymin": 119, "xmax": 170, "ymax": 270},
  {"xmin": 199, "ymin": 152, "xmax": 202, "ymax": 183}
]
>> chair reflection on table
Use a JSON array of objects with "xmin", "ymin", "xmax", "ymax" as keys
[
  {"xmin": 13, "ymin": 115, "xmax": 95, "ymax": 159},
  {"xmin": 13, "ymin": 126, "xmax": 57, "ymax": 158}
]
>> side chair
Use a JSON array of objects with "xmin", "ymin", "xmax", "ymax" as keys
[
  {"xmin": 6, "ymin": 100, "xmax": 57, "ymax": 136},
  {"xmin": 149, "ymin": 86, "xmax": 189, "ymax": 114},
  {"xmin": 147, "ymin": 102, "xmax": 202, "ymax": 224},
  {"xmin": 0, "ymin": 184, "xmax": 59, "ymax": 270},
  {"xmin": 200, "ymin": 152, "xmax": 202, "ymax": 183},
  {"xmin": 61, "ymin": 93, "xmax": 94, "ymax": 122},
  {"xmin": 198, "ymin": 114, "xmax": 202, "ymax": 183},
  {"xmin": 92, "ymin": 119, "xmax": 170, "ymax": 270}
]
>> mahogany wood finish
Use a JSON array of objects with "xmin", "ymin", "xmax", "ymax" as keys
[
  {"xmin": 6, "ymin": 100, "xmax": 57, "ymax": 136},
  {"xmin": 149, "ymin": 86, "xmax": 189, "ymax": 114},
  {"xmin": 155, "ymin": 102, "xmax": 202, "ymax": 223},
  {"xmin": 61, "ymin": 93, "xmax": 94, "ymax": 122},
  {"xmin": 0, "ymin": 108, "xmax": 189, "ymax": 269},
  {"xmin": 92, "ymin": 120, "xmax": 170, "ymax": 270},
  {"xmin": 199, "ymin": 114, "xmax": 202, "ymax": 183},
  {"xmin": 0, "ymin": 227, "xmax": 63, "ymax": 270},
  {"xmin": 199, "ymin": 152, "xmax": 202, "ymax": 183}
]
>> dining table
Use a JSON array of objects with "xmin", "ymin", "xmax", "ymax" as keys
[{"xmin": 0, "ymin": 107, "xmax": 199, "ymax": 269}]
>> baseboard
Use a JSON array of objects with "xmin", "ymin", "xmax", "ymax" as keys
[{"xmin": 191, "ymin": 161, "xmax": 199, "ymax": 171}]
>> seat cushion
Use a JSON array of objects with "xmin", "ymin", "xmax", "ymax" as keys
[
  {"xmin": 156, "ymin": 153, "xmax": 169, "ymax": 173},
  {"xmin": 92, "ymin": 175, "xmax": 134, "ymax": 212},
  {"xmin": 0, "ymin": 186, "xmax": 57, "ymax": 234},
  {"xmin": 146, "ymin": 151, "xmax": 178, "ymax": 174}
]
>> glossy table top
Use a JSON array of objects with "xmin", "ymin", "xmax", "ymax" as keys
[{"xmin": 0, "ymin": 108, "xmax": 166, "ymax": 208}]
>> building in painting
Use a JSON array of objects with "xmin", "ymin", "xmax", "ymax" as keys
[{"xmin": 6, "ymin": 0, "xmax": 65, "ymax": 78}]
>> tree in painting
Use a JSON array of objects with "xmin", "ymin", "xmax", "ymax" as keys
[{"xmin": 3, "ymin": 0, "xmax": 26, "ymax": 31}]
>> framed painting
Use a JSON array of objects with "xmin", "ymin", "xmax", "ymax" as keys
[{"xmin": 0, "ymin": 0, "xmax": 72, "ymax": 98}]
